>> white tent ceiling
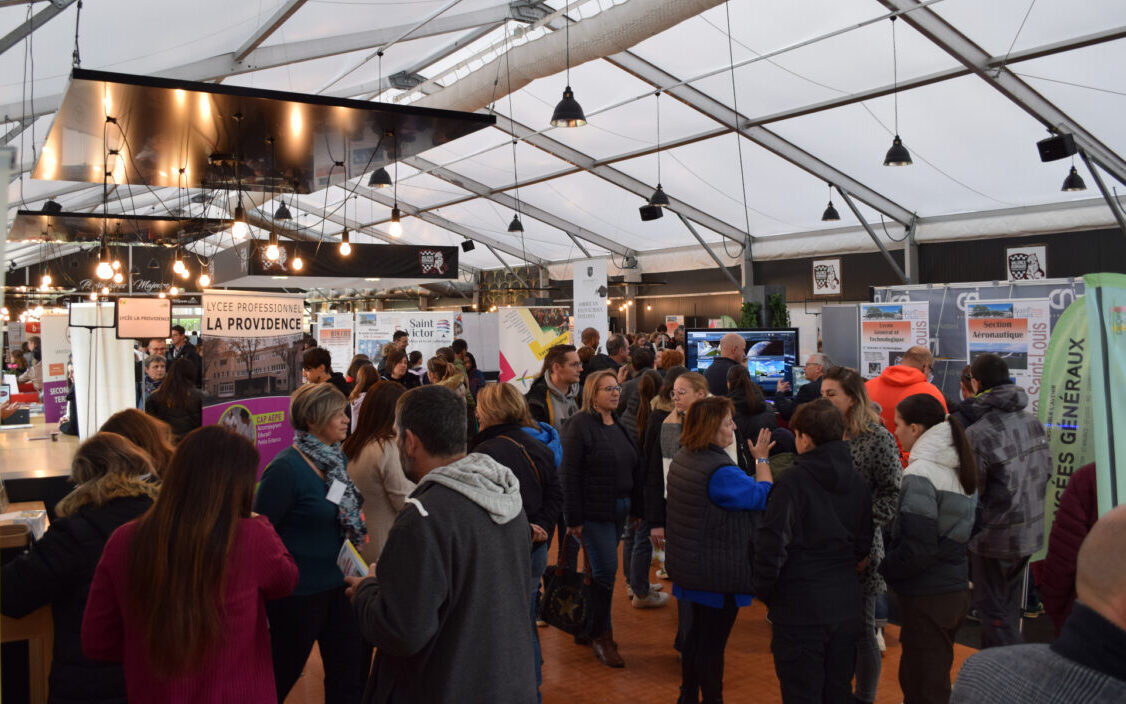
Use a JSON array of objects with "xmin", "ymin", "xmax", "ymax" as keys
[{"xmin": 4, "ymin": 0, "xmax": 1125, "ymax": 279}]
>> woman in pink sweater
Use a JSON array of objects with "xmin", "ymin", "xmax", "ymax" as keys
[{"xmin": 82, "ymin": 426, "xmax": 298, "ymax": 703}]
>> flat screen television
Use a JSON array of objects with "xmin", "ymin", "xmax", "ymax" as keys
[{"xmin": 684, "ymin": 328, "xmax": 800, "ymax": 395}]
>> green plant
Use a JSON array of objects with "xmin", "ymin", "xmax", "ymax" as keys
[
  {"xmin": 767, "ymin": 293, "xmax": 790, "ymax": 328},
  {"xmin": 740, "ymin": 301, "xmax": 762, "ymax": 328}
]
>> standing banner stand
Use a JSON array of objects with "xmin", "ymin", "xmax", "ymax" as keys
[
  {"xmin": 1085, "ymin": 273, "xmax": 1126, "ymax": 517},
  {"xmin": 572, "ymin": 258, "xmax": 609, "ymax": 352},
  {"xmin": 38, "ymin": 314, "xmax": 71, "ymax": 423},
  {"xmin": 70, "ymin": 302, "xmax": 134, "ymax": 438},
  {"xmin": 498, "ymin": 307, "xmax": 571, "ymax": 390},
  {"xmin": 201, "ymin": 291, "xmax": 305, "ymax": 472},
  {"xmin": 457, "ymin": 312, "xmax": 500, "ymax": 374},
  {"xmin": 316, "ymin": 313, "xmax": 355, "ymax": 370}
]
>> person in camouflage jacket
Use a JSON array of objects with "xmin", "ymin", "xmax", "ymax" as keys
[{"xmin": 959, "ymin": 354, "xmax": 1051, "ymax": 648}]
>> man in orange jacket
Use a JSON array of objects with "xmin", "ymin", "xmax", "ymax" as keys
[{"xmin": 866, "ymin": 346, "xmax": 947, "ymax": 464}]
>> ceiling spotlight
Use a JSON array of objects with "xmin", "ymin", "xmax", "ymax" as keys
[
  {"xmin": 1061, "ymin": 165, "xmax": 1087, "ymax": 192},
  {"xmin": 649, "ymin": 184, "xmax": 670, "ymax": 208},
  {"xmin": 368, "ymin": 167, "xmax": 392, "ymax": 188},
  {"xmin": 198, "ymin": 272, "xmax": 211, "ymax": 287},
  {"xmin": 639, "ymin": 203, "xmax": 664, "ymax": 221},
  {"xmin": 508, "ymin": 214, "xmax": 524, "ymax": 233},
  {"xmin": 883, "ymin": 135, "xmax": 912, "ymax": 166},
  {"xmin": 339, "ymin": 228, "xmax": 352, "ymax": 256},
  {"xmin": 389, "ymin": 207, "xmax": 402, "ymax": 237},
  {"xmin": 461, "ymin": 239, "xmax": 476, "ymax": 253},
  {"xmin": 274, "ymin": 202, "xmax": 292, "ymax": 220}
]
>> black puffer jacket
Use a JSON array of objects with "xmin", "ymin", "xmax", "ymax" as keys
[
  {"xmin": 1, "ymin": 478, "xmax": 157, "ymax": 704},
  {"xmin": 560, "ymin": 411, "xmax": 644, "ymax": 526},
  {"xmin": 471, "ymin": 423, "xmax": 563, "ymax": 538},
  {"xmin": 642, "ymin": 404, "xmax": 674, "ymax": 527}
]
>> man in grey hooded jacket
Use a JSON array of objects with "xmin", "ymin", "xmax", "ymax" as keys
[{"xmin": 346, "ymin": 384, "xmax": 536, "ymax": 704}]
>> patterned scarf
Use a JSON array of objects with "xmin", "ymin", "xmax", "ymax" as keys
[
  {"xmin": 293, "ymin": 430, "xmax": 367, "ymax": 545},
  {"xmin": 143, "ymin": 375, "xmax": 162, "ymax": 399}
]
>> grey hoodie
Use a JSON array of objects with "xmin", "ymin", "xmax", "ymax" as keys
[{"xmin": 417, "ymin": 452, "xmax": 524, "ymax": 525}]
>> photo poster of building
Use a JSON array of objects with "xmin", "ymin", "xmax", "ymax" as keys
[
  {"xmin": 859, "ymin": 302, "xmax": 930, "ymax": 377},
  {"xmin": 39, "ymin": 313, "xmax": 71, "ymax": 422},
  {"xmin": 498, "ymin": 307, "xmax": 571, "ymax": 389},
  {"xmin": 200, "ymin": 291, "xmax": 305, "ymax": 472},
  {"xmin": 965, "ymin": 299, "xmax": 1051, "ymax": 415},
  {"xmin": 354, "ymin": 311, "xmax": 455, "ymax": 365},
  {"xmin": 316, "ymin": 313, "xmax": 355, "ymax": 373}
]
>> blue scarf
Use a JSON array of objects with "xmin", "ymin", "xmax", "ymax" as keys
[{"xmin": 293, "ymin": 430, "xmax": 367, "ymax": 545}]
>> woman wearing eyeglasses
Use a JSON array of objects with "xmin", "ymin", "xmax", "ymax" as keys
[{"xmin": 560, "ymin": 368, "xmax": 645, "ymax": 669}]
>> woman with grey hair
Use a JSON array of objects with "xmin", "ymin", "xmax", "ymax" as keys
[{"xmin": 254, "ymin": 382, "xmax": 369, "ymax": 704}]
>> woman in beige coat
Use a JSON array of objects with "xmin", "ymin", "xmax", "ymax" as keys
[{"xmin": 341, "ymin": 381, "xmax": 415, "ymax": 565}]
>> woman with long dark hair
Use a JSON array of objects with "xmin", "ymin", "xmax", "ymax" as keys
[
  {"xmin": 100, "ymin": 408, "xmax": 175, "ymax": 477},
  {"xmin": 642, "ymin": 366, "xmax": 688, "ymax": 581},
  {"xmin": 381, "ymin": 347, "xmax": 419, "ymax": 389},
  {"xmin": 726, "ymin": 365, "xmax": 777, "ymax": 441},
  {"xmin": 667, "ymin": 397, "xmax": 774, "ymax": 704},
  {"xmin": 882, "ymin": 394, "xmax": 978, "ymax": 704},
  {"xmin": 560, "ymin": 368, "xmax": 646, "ymax": 668},
  {"xmin": 82, "ymin": 427, "xmax": 297, "ymax": 702},
  {"xmin": 143, "ymin": 358, "xmax": 202, "ymax": 441},
  {"xmin": 821, "ymin": 366, "xmax": 902, "ymax": 704},
  {"xmin": 3, "ymin": 433, "xmax": 158, "ymax": 704},
  {"xmin": 254, "ymin": 383, "xmax": 369, "ymax": 703},
  {"xmin": 348, "ymin": 363, "xmax": 380, "ymax": 432},
  {"xmin": 342, "ymin": 380, "xmax": 413, "ymax": 565}
]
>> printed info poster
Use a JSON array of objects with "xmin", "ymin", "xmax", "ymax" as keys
[
  {"xmin": 354, "ymin": 311, "xmax": 455, "ymax": 365},
  {"xmin": 201, "ymin": 291, "xmax": 305, "ymax": 472},
  {"xmin": 966, "ymin": 299, "xmax": 1051, "ymax": 415},
  {"xmin": 39, "ymin": 313, "xmax": 71, "ymax": 422},
  {"xmin": 317, "ymin": 313, "xmax": 355, "ymax": 372},
  {"xmin": 572, "ymin": 258, "xmax": 609, "ymax": 353},
  {"xmin": 499, "ymin": 307, "xmax": 571, "ymax": 390},
  {"xmin": 859, "ymin": 302, "xmax": 930, "ymax": 377}
]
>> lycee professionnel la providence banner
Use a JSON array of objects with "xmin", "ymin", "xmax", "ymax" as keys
[{"xmin": 200, "ymin": 290, "xmax": 305, "ymax": 471}]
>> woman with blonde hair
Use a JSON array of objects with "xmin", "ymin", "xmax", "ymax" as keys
[
  {"xmin": 820, "ymin": 365, "xmax": 902, "ymax": 704},
  {"xmin": 3, "ymin": 433, "xmax": 157, "ymax": 704},
  {"xmin": 342, "ymin": 381, "xmax": 413, "ymax": 565},
  {"xmin": 254, "ymin": 383, "xmax": 369, "ymax": 703},
  {"xmin": 560, "ymin": 368, "xmax": 646, "ymax": 668},
  {"xmin": 100, "ymin": 408, "xmax": 175, "ymax": 477}
]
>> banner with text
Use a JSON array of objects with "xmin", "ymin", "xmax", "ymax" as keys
[
  {"xmin": 201, "ymin": 291, "xmax": 305, "ymax": 472},
  {"xmin": 965, "ymin": 299, "xmax": 1051, "ymax": 416},
  {"xmin": 1085, "ymin": 273, "xmax": 1126, "ymax": 517},
  {"xmin": 354, "ymin": 311, "xmax": 455, "ymax": 365},
  {"xmin": 316, "ymin": 313, "xmax": 355, "ymax": 372},
  {"xmin": 1036, "ymin": 296, "xmax": 1094, "ymax": 561},
  {"xmin": 572, "ymin": 258, "xmax": 608, "ymax": 353},
  {"xmin": 499, "ymin": 307, "xmax": 571, "ymax": 390},
  {"xmin": 859, "ymin": 302, "xmax": 930, "ymax": 377},
  {"xmin": 39, "ymin": 314, "xmax": 71, "ymax": 422}
]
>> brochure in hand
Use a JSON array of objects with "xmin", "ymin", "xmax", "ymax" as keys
[{"xmin": 336, "ymin": 539, "xmax": 368, "ymax": 579}]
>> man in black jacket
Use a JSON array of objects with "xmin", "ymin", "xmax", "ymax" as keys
[
  {"xmin": 302, "ymin": 347, "xmax": 351, "ymax": 399},
  {"xmin": 167, "ymin": 325, "xmax": 202, "ymax": 387},
  {"xmin": 703, "ymin": 333, "xmax": 746, "ymax": 396},
  {"xmin": 773, "ymin": 352, "xmax": 829, "ymax": 421},
  {"xmin": 347, "ymin": 385, "xmax": 536, "ymax": 704},
  {"xmin": 753, "ymin": 398, "xmax": 873, "ymax": 704}
]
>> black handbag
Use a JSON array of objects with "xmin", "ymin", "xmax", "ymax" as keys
[{"xmin": 540, "ymin": 536, "xmax": 611, "ymax": 639}]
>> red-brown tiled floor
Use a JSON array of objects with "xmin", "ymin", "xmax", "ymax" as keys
[{"xmin": 286, "ymin": 565, "xmax": 977, "ymax": 704}]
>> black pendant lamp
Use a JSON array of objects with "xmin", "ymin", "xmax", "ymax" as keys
[
  {"xmin": 508, "ymin": 214, "xmax": 524, "ymax": 233},
  {"xmin": 550, "ymin": 14, "xmax": 586, "ymax": 127},
  {"xmin": 274, "ymin": 201, "xmax": 292, "ymax": 220},
  {"xmin": 821, "ymin": 183, "xmax": 841, "ymax": 221},
  {"xmin": 1061, "ymin": 165, "xmax": 1086, "ymax": 191},
  {"xmin": 368, "ymin": 167, "xmax": 392, "ymax": 188},
  {"xmin": 883, "ymin": 17, "xmax": 912, "ymax": 167}
]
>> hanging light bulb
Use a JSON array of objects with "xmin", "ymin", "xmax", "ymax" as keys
[
  {"xmin": 40, "ymin": 272, "xmax": 52, "ymax": 287},
  {"xmin": 339, "ymin": 228, "xmax": 352, "ymax": 256},
  {"xmin": 173, "ymin": 258, "xmax": 186, "ymax": 274},
  {"xmin": 388, "ymin": 208, "xmax": 402, "ymax": 237},
  {"xmin": 266, "ymin": 231, "xmax": 280, "ymax": 261},
  {"xmin": 169, "ymin": 285, "xmax": 179, "ymax": 296},
  {"xmin": 111, "ymin": 259, "xmax": 122, "ymax": 271},
  {"xmin": 101, "ymin": 286, "xmax": 109, "ymax": 295},
  {"xmin": 292, "ymin": 254, "xmax": 304, "ymax": 271},
  {"xmin": 96, "ymin": 260, "xmax": 114, "ymax": 280},
  {"xmin": 198, "ymin": 272, "xmax": 211, "ymax": 287},
  {"xmin": 89, "ymin": 291, "xmax": 98, "ymax": 301},
  {"xmin": 113, "ymin": 271, "xmax": 124, "ymax": 285},
  {"xmin": 158, "ymin": 292, "xmax": 167, "ymax": 299},
  {"xmin": 232, "ymin": 201, "xmax": 251, "ymax": 240}
]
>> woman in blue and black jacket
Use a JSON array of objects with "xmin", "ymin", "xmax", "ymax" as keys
[{"xmin": 881, "ymin": 393, "xmax": 978, "ymax": 704}]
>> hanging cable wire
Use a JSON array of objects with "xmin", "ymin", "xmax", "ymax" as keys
[
  {"xmin": 891, "ymin": 16, "xmax": 899, "ymax": 136},
  {"xmin": 655, "ymin": 91, "xmax": 661, "ymax": 186},
  {"xmin": 721, "ymin": 1, "xmax": 748, "ymax": 258},
  {"xmin": 503, "ymin": 18, "xmax": 529, "ymax": 265}
]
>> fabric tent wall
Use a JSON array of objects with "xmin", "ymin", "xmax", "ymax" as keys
[
  {"xmin": 70, "ymin": 302, "xmax": 135, "ymax": 438},
  {"xmin": 415, "ymin": 0, "xmax": 725, "ymax": 113}
]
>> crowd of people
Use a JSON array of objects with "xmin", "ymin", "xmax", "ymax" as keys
[{"xmin": 6, "ymin": 320, "xmax": 1123, "ymax": 704}]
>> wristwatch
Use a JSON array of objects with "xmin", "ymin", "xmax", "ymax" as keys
[{"xmin": 755, "ymin": 457, "xmax": 770, "ymax": 465}]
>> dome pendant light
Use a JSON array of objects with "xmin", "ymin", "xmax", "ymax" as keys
[
  {"xmin": 821, "ymin": 183, "xmax": 841, "ymax": 221},
  {"xmin": 273, "ymin": 201, "xmax": 292, "ymax": 221},
  {"xmin": 883, "ymin": 17, "xmax": 912, "ymax": 167},
  {"xmin": 508, "ymin": 214, "xmax": 524, "ymax": 233},
  {"xmin": 368, "ymin": 167, "xmax": 392, "ymax": 188},
  {"xmin": 550, "ymin": 16, "xmax": 586, "ymax": 127},
  {"xmin": 649, "ymin": 184, "xmax": 670, "ymax": 208},
  {"xmin": 1061, "ymin": 165, "xmax": 1087, "ymax": 192}
]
